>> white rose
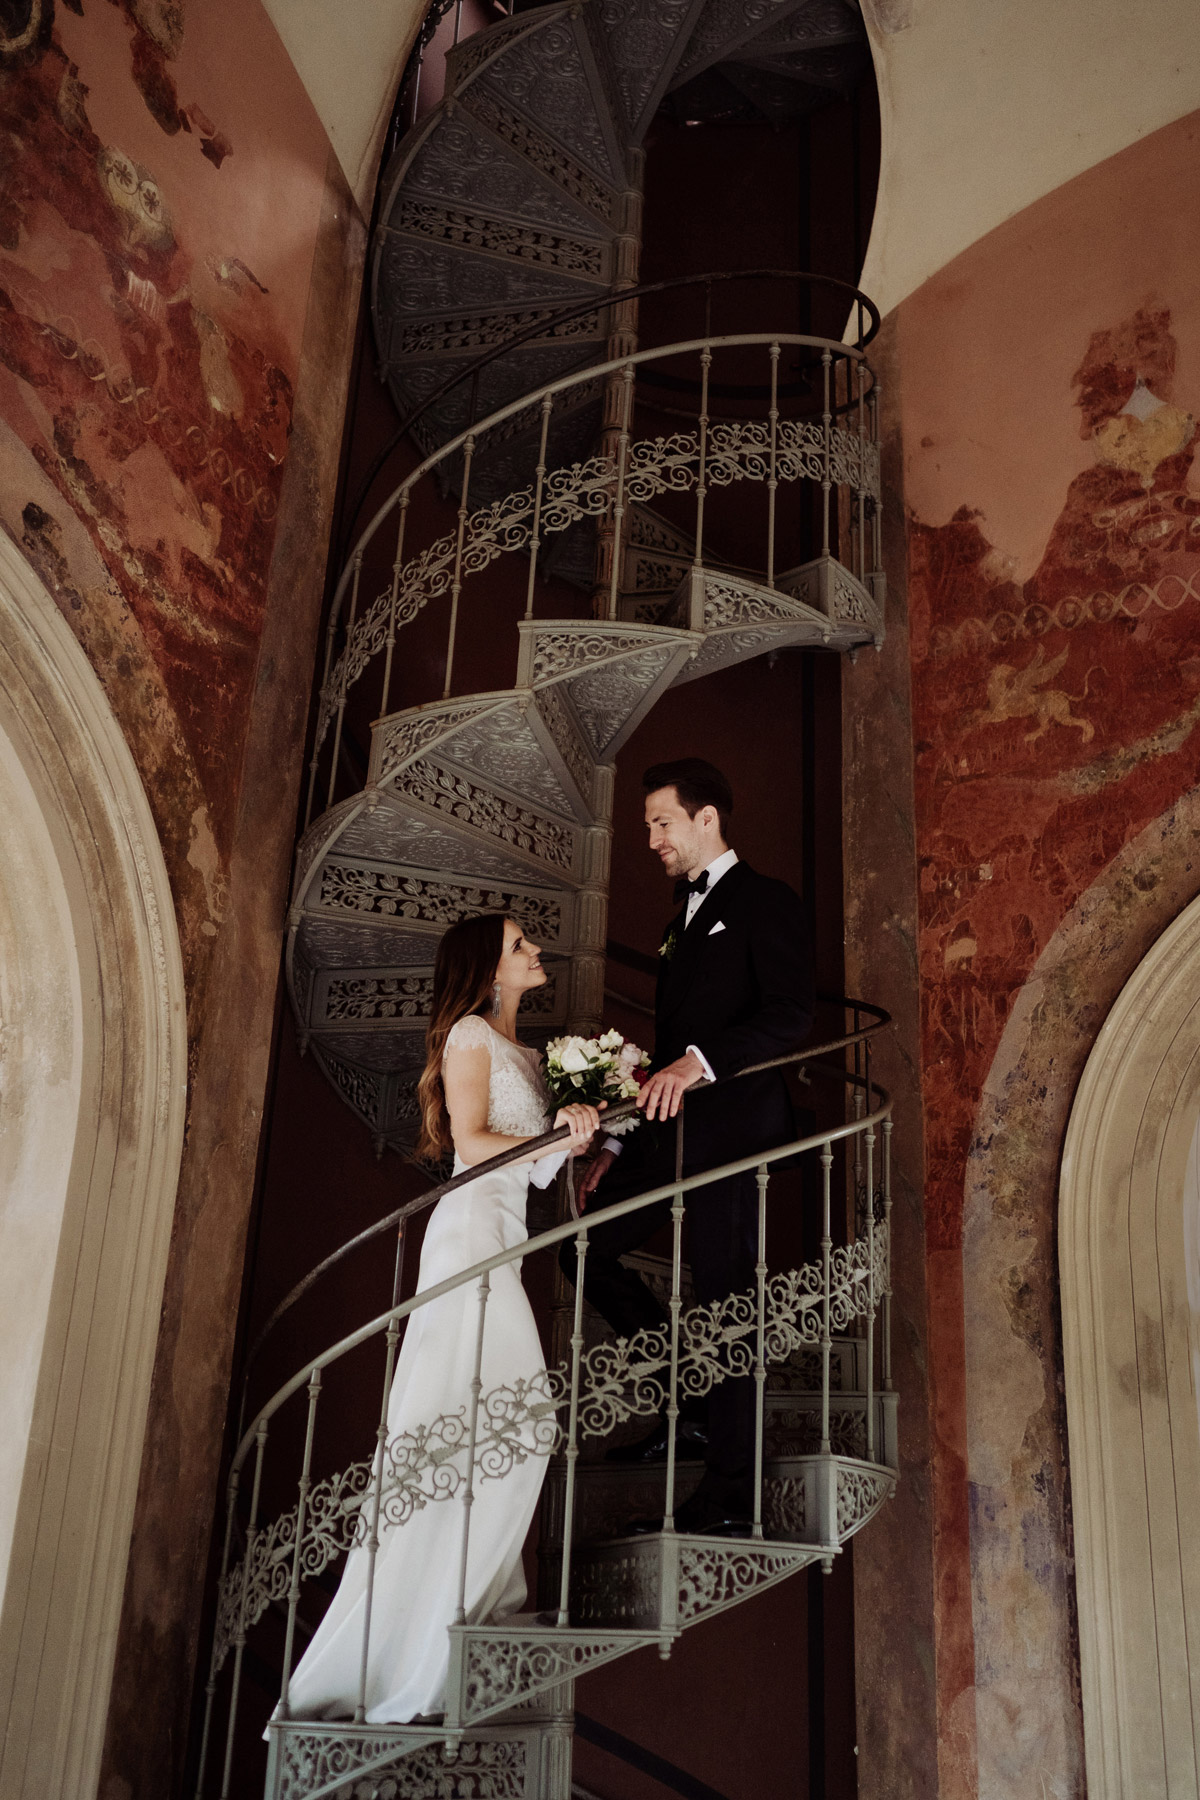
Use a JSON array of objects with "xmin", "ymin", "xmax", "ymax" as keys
[
  {"xmin": 617, "ymin": 1043, "xmax": 641, "ymax": 1074},
  {"xmin": 558, "ymin": 1041, "xmax": 591, "ymax": 1074}
]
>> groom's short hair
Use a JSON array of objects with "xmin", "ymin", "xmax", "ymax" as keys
[{"xmin": 643, "ymin": 758, "xmax": 733, "ymax": 834}]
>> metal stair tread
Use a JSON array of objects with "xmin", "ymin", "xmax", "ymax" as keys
[
  {"xmin": 468, "ymin": 14, "xmax": 628, "ymax": 193},
  {"xmin": 310, "ymin": 792, "xmax": 579, "ymax": 892},
  {"xmin": 373, "ymin": 694, "xmax": 587, "ymax": 824},
  {"xmin": 398, "ymin": 103, "xmax": 619, "ymax": 241},
  {"xmin": 667, "ymin": 0, "xmax": 821, "ymax": 87},
  {"xmin": 585, "ymin": 0, "xmax": 711, "ymax": 138}
]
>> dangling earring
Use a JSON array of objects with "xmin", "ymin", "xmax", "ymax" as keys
[{"xmin": 491, "ymin": 982, "xmax": 502, "ymax": 1019}]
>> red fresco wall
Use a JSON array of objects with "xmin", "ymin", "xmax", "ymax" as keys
[
  {"xmin": 862, "ymin": 107, "xmax": 1200, "ymax": 1800},
  {"xmin": 0, "ymin": 3, "xmax": 365, "ymax": 1791},
  {"xmin": 0, "ymin": 0, "xmax": 333, "ymax": 993}
]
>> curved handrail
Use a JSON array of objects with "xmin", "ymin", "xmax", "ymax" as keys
[
  {"xmin": 233, "ymin": 1015, "xmax": 890, "ymax": 1479},
  {"xmin": 329, "ymin": 326, "xmax": 876, "ymax": 649},
  {"xmin": 244, "ymin": 995, "xmax": 889, "ymax": 1374},
  {"xmin": 308, "ymin": 326, "xmax": 881, "ymax": 793},
  {"xmin": 348, "ymin": 266, "xmax": 880, "ymax": 555}
]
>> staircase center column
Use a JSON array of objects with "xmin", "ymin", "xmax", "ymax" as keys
[{"xmin": 593, "ymin": 145, "xmax": 644, "ymax": 619}]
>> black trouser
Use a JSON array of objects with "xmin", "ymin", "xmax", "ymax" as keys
[{"xmin": 559, "ymin": 1143, "xmax": 758, "ymax": 1512}]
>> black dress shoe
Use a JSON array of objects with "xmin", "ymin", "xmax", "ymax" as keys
[{"xmin": 605, "ymin": 1418, "xmax": 708, "ymax": 1465}]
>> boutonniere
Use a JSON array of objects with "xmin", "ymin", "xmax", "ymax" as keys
[{"xmin": 659, "ymin": 926, "xmax": 678, "ymax": 962}]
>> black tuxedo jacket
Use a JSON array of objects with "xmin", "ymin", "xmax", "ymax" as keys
[{"xmin": 638, "ymin": 859, "xmax": 814, "ymax": 1175}]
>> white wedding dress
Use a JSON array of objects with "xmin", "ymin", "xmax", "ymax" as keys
[{"xmin": 285, "ymin": 1015, "xmax": 559, "ymax": 1724}]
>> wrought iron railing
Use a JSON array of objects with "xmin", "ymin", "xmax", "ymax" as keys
[
  {"xmin": 347, "ymin": 268, "xmax": 880, "ymax": 556},
  {"xmin": 196, "ymin": 1004, "xmax": 892, "ymax": 1796},
  {"xmin": 305, "ymin": 325, "xmax": 882, "ymax": 827}
]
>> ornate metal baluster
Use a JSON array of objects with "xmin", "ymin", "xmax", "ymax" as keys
[
  {"xmin": 278, "ymin": 1369, "xmax": 322, "ymax": 1718},
  {"xmin": 692, "ymin": 345, "xmax": 712, "ymax": 580},
  {"xmin": 864, "ymin": 1120, "xmax": 876, "ymax": 1463},
  {"xmin": 455, "ymin": 1272, "xmax": 491, "ymax": 1622},
  {"xmin": 443, "ymin": 433, "xmax": 475, "ymax": 700},
  {"xmin": 525, "ymin": 395, "xmax": 554, "ymax": 621},
  {"xmin": 606, "ymin": 363, "xmax": 635, "ymax": 620},
  {"xmin": 819, "ymin": 1142, "xmax": 833, "ymax": 1460},
  {"xmin": 356, "ymin": 1315, "xmax": 403, "ymax": 1722},
  {"xmin": 882, "ymin": 1116, "xmax": 893, "ymax": 1394},
  {"xmin": 663, "ymin": 1112, "xmax": 687, "ymax": 1532},
  {"xmin": 752, "ymin": 1163, "xmax": 769, "ymax": 1540},
  {"xmin": 220, "ymin": 1419, "xmax": 268, "ymax": 1800},
  {"xmin": 304, "ymin": 612, "xmax": 337, "ymax": 830},
  {"xmin": 379, "ymin": 494, "xmax": 409, "ymax": 719},
  {"xmin": 327, "ymin": 552, "xmax": 361, "ymax": 810},
  {"xmin": 820, "ymin": 350, "xmax": 833, "ymax": 560},
  {"xmin": 766, "ymin": 344, "xmax": 780, "ymax": 590},
  {"xmin": 557, "ymin": 1228, "xmax": 589, "ymax": 1625},
  {"xmin": 194, "ymin": 1474, "xmax": 239, "ymax": 1798}
]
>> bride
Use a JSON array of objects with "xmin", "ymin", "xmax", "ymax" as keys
[{"xmin": 285, "ymin": 913, "xmax": 601, "ymax": 1724}]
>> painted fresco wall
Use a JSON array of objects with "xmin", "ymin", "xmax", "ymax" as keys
[
  {"xmin": 0, "ymin": 0, "xmax": 333, "ymax": 995},
  {"xmin": 847, "ymin": 108, "xmax": 1200, "ymax": 1800},
  {"xmin": 0, "ymin": 3, "xmax": 365, "ymax": 1791}
]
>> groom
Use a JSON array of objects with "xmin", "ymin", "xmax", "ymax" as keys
[{"xmin": 561, "ymin": 757, "xmax": 814, "ymax": 1536}]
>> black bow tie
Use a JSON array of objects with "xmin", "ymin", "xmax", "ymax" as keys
[{"xmin": 673, "ymin": 870, "xmax": 709, "ymax": 904}]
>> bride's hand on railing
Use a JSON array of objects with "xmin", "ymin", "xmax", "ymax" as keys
[{"xmin": 552, "ymin": 1101, "xmax": 606, "ymax": 1156}]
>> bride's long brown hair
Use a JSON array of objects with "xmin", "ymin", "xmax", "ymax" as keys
[{"xmin": 416, "ymin": 913, "xmax": 508, "ymax": 1162}]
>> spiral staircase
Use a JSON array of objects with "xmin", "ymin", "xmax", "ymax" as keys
[
  {"xmin": 211, "ymin": 6, "xmax": 898, "ymax": 1795},
  {"xmin": 375, "ymin": 0, "xmax": 870, "ymax": 494}
]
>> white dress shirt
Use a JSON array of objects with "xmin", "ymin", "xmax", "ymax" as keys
[{"xmin": 604, "ymin": 849, "xmax": 738, "ymax": 1155}]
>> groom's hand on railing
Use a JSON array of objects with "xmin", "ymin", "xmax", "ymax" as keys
[
  {"xmin": 637, "ymin": 1051, "xmax": 706, "ymax": 1121},
  {"xmin": 576, "ymin": 1146, "xmax": 617, "ymax": 1208}
]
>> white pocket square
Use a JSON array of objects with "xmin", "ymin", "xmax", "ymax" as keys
[{"xmin": 708, "ymin": 920, "xmax": 726, "ymax": 935}]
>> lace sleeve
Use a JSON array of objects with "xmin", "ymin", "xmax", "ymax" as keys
[{"xmin": 444, "ymin": 1014, "xmax": 495, "ymax": 1059}]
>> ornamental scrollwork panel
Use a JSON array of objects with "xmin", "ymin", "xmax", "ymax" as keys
[
  {"xmin": 764, "ymin": 1476, "xmax": 808, "ymax": 1540},
  {"xmin": 569, "ymin": 1546, "xmax": 659, "ymax": 1626},
  {"xmin": 529, "ymin": 628, "xmax": 658, "ymax": 684},
  {"xmin": 377, "ymin": 704, "xmax": 495, "ymax": 779},
  {"xmin": 277, "ymin": 1730, "xmax": 526, "ymax": 1800},
  {"xmin": 462, "ymin": 90, "xmax": 618, "ymax": 225},
  {"xmin": 391, "ymin": 303, "xmax": 602, "ymax": 363},
  {"xmin": 702, "ymin": 575, "xmax": 800, "ymax": 628},
  {"xmin": 534, "ymin": 682, "xmax": 594, "ymax": 802},
  {"xmin": 836, "ymin": 1465, "xmax": 892, "ymax": 1538},
  {"xmin": 322, "ymin": 1054, "xmax": 385, "ymax": 1121},
  {"xmin": 460, "ymin": 1632, "xmax": 634, "ymax": 1723},
  {"xmin": 436, "ymin": 708, "xmax": 579, "ymax": 819},
  {"xmin": 676, "ymin": 1543, "xmax": 805, "ymax": 1624},
  {"xmin": 476, "ymin": 20, "xmax": 621, "ymax": 188},
  {"xmin": 391, "ymin": 762, "xmax": 576, "ymax": 872},
  {"xmin": 323, "ymin": 973, "xmax": 434, "ymax": 1023},
  {"xmin": 565, "ymin": 644, "xmax": 677, "ymax": 755},
  {"xmin": 393, "ymin": 199, "xmax": 608, "ymax": 282},
  {"xmin": 404, "ymin": 111, "xmax": 604, "ymax": 237},
  {"xmin": 316, "ymin": 864, "xmax": 564, "ymax": 940}
]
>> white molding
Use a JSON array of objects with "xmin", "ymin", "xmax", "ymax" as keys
[
  {"xmin": 0, "ymin": 532, "xmax": 187, "ymax": 1800},
  {"xmin": 1060, "ymin": 893, "xmax": 1200, "ymax": 1800}
]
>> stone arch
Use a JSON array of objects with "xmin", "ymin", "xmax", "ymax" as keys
[
  {"xmin": 0, "ymin": 532, "xmax": 186, "ymax": 1799},
  {"xmin": 961, "ymin": 794, "xmax": 1200, "ymax": 1800},
  {"xmin": 1060, "ymin": 891, "xmax": 1200, "ymax": 1800}
]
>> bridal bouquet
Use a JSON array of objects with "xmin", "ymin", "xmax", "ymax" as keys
[{"xmin": 544, "ymin": 1029, "xmax": 650, "ymax": 1137}]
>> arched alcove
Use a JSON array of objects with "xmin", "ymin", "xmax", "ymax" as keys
[
  {"xmin": 0, "ymin": 533, "xmax": 187, "ymax": 1799},
  {"xmin": 1061, "ymin": 893, "xmax": 1200, "ymax": 1800}
]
